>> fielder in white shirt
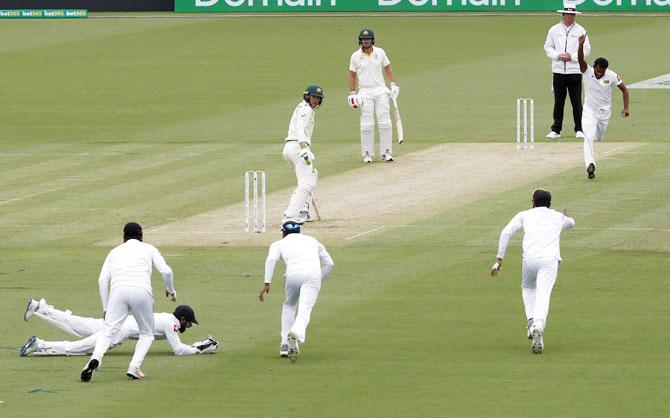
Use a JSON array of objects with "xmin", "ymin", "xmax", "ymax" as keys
[
  {"xmin": 543, "ymin": 1, "xmax": 590, "ymax": 139},
  {"xmin": 20, "ymin": 298, "xmax": 218, "ymax": 357},
  {"xmin": 258, "ymin": 221, "xmax": 334, "ymax": 362},
  {"xmin": 491, "ymin": 190, "xmax": 575, "ymax": 354},
  {"xmin": 81, "ymin": 222, "xmax": 177, "ymax": 382},
  {"xmin": 283, "ymin": 84, "xmax": 324, "ymax": 224},
  {"xmin": 577, "ymin": 33, "xmax": 630, "ymax": 180},
  {"xmin": 348, "ymin": 28, "xmax": 399, "ymax": 163}
]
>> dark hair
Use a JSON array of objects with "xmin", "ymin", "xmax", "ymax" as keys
[
  {"xmin": 123, "ymin": 222, "xmax": 143, "ymax": 241},
  {"xmin": 594, "ymin": 57, "xmax": 609, "ymax": 70},
  {"xmin": 532, "ymin": 189, "xmax": 552, "ymax": 208}
]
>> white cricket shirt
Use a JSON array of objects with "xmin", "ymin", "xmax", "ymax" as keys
[
  {"xmin": 264, "ymin": 234, "xmax": 334, "ymax": 283},
  {"xmin": 98, "ymin": 239, "xmax": 174, "ymax": 310},
  {"xmin": 285, "ymin": 101, "xmax": 315, "ymax": 145},
  {"xmin": 497, "ymin": 207, "xmax": 575, "ymax": 261},
  {"xmin": 349, "ymin": 46, "xmax": 391, "ymax": 90},
  {"xmin": 544, "ymin": 21, "xmax": 589, "ymax": 74},
  {"xmin": 583, "ymin": 65, "xmax": 622, "ymax": 111},
  {"xmin": 125, "ymin": 312, "xmax": 199, "ymax": 355}
]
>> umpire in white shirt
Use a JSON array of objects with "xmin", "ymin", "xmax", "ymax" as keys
[
  {"xmin": 490, "ymin": 190, "xmax": 575, "ymax": 355},
  {"xmin": 544, "ymin": 1, "xmax": 590, "ymax": 139},
  {"xmin": 259, "ymin": 221, "xmax": 334, "ymax": 362},
  {"xmin": 80, "ymin": 222, "xmax": 177, "ymax": 382}
]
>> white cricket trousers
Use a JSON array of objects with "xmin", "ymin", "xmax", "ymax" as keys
[
  {"xmin": 283, "ymin": 141, "xmax": 318, "ymax": 218},
  {"xmin": 582, "ymin": 106, "xmax": 611, "ymax": 167},
  {"xmin": 358, "ymin": 86, "xmax": 392, "ymax": 157},
  {"xmin": 281, "ymin": 270, "xmax": 322, "ymax": 344},
  {"xmin": 521, "ymin": 256, "xmax": 560, "ymax": 331},
  {"xmin": 91, "ymin": 286, "xmax": 155, "ymax": 369},
  {"xmin": 33, "ymin": 309, "xmax": 130, "ymax": 356}
]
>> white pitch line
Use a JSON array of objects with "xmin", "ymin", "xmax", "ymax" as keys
[
  {"xmin": 603, "ymin": 144, "xmax": 638, "ymax": 155},
  {"xmin": 344, "ymin": 226, "xmax": 385, "ymax": 241}
]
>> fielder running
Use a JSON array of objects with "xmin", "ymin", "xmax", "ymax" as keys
[
  {"xmin": 258, "ymin": 221, "xmax": 334, "ymax": 362},
  {"xmin": 81, "ymin": 222, "xmax": 177, "ymax": 382},
  {"xmin": 577, "ymin": 34, "xmax": 630, "ymax": 180},
  {"xmin": 348, "ymin": 28, "xmax": 399, "ymax": 163},
  {"xmin": 20, "ymin": 298, "xmax": 218, "ymax": 356},
  {"xmin": 490, "ymin": 189, "xmax": 575, "ymax": 354},
  {"xmin": 282, "ymin": 84, "xmax": 324, "ymax": 224}
]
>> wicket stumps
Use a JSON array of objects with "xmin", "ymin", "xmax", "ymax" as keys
[
  {"xmin": 244, "ymin": 171, "xmax": 266, "ymax": 233},
  {"xmin": 516, "ymin": 97, "xmax": 534, "ymax": 150}
]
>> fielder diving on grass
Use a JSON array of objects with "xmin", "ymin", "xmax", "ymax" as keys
[
  {"xmin": 490, "ymin": 189, "xmax": 575, "ymax": 355},
  {"xmin": 259, "ymin": 221, "xmax": 334, "ymax": 362},
  {"xmin": 20, "ymin": 298, "xmax": 218, "ymax": 357}
]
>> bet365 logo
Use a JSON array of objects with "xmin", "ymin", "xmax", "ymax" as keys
[{"xmin": 196, "ymin": 0, "xmax": 336, "ymax": 6}]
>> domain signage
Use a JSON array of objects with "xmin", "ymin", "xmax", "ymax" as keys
[{"xmin": 176, "ymin": 0, "xmax": 670, "ymax": 12}]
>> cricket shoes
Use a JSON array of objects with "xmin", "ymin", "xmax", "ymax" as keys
[
  {"xmin": 381, "ymin": 153, "xmax": 394, "ymax": 162},
  {"xmin": 300, "ymin": 211, "xmax": 314, "ymax": 223},
  {"xmin": 279, "ymin": 343, "xmax": 289, "ymax": 357},
  {"xmin": 526, "ymin": 318, "xmax": 534, "ymax": 340},
  {"xmin": 363, "ymin": 154, "xmax": 372, "ymax": 164},
  {"xmin": 546, "ymin": 131, "xmax": 561, "ymax": 139},
  {"xmin": 530, "ymin": 327, "xmax": 544, "ymax": 354},
  {"xmin": 20, "ymin": 336, "xmax": 39, "ymax": 356},
  {"xmin": 23, "ymin": 298, "xmax": 39, "ymax": 321},
  {"xmin": 126, "ymin": 367, "xmax": 146, "ymax": 380},
  {"xmin": 80, "ymin": 359, "xmax": 99, "ymax": 382},
  {"xmin": 287, "ymin": 332, "xmax": 300, "ymax": 363},
  {"xmin": 587, "ymin": 163, "xmax": 596, "ymax": 180},
  {"xmin": 575, "ymin": 131, "xmax": 585, "ymax": 139}
]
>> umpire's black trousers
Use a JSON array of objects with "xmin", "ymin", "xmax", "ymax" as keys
[{"xmin": 551, "ymin": 73, "xmax": 583, "ymax": 135}]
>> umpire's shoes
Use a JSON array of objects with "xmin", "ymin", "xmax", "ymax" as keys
[
  {"xmin": 587, "ymin": 163, "xmax": 596, "ymax": 179},
  {"xmin": 20, "ymin": 336, "xmax": 38, "ymax": 357},
  {"xmin": 80, "ymin": 359, "xmax": 99, "ymax": 382},
  {"xmin": 576, "ymin": 131, "xmax": 585, "ymax": 139},
  {"xmin": 287, "ymin": 332, "xmax": 300, "ymax": 363},
  {"xmin": 546, "ymin": 131, "xmax": 561, "ymax": 139},
  {"xmin": 126, "ymin": 367, "xmax": 145, "ymax": 380},
  {"xmin": 279, "ymin": 343, "xmax": 289, "ymax": 357},
  {"xmin": 23, "ymin": 298, "xmax": 39, "ymax": 321},
  {"xmin": 531, "ymin": 327, "xmax": 544, "ymax": 354},
  {"xmin": 381, "ymin": 153, "xmax": 394, "ymax": 162}
]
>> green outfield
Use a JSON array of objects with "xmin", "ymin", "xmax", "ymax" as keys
[{"xmin": 1, "ymin": 14, "xmax": 668, "ymax": 417}]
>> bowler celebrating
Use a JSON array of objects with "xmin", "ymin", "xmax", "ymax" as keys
[
  {"xmin": 578, "ymin": 34, "xmax": 630, "ymax": 180},
  {"xmin": 490, "ymin": 190, "xmax": 575, "ymax": 354}
]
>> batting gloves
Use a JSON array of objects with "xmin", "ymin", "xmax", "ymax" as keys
[
  {"xmin": 390, "ymin": 82, "xmax": 400, "ymax": 99},
  {"xmin": 348, "ymin": 91, "xmax": 359, "ymax": 109}
]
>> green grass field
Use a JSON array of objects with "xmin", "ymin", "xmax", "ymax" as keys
[{"xmin": 1, "ymin": 14, "xmax": 669, "ymax": 417}]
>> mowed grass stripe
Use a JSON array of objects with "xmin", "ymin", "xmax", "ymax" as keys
[
  {"xmin": 0, "ymin": 144, "xmax": 286, "ymax": 245},
  {"xmin": 0, "ymin": 143, "xmax": 163, "ymax": 194}
]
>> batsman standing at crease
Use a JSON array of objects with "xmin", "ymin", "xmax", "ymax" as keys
[
  {"xmin": 282, "ymin": 84, "xmax": 324, "ymax": 224},
  {"xmin": 544, "ymin": 1, "xmax": 590, "ymax": 140},
  {"xmin": 80, "ymin": 222, "xmax": 177, "ymax": 382},
  {"xmin": 490, "ymin": 190, "xmax": 575, "ymax": 355},
  {"xmin": 348, "ymin": 28, "xmax": 399, "ymax": 163}
]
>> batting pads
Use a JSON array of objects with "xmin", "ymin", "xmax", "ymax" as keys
[{"xmin": 359, "ymin": 89, "xmax": 392, "ymax": 157}]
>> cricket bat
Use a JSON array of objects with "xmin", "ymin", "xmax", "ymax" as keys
[
  {"xmin": 311, "ymin": 197, "xmax": 322, "ymax": 221},
  {"xmin": 392, "ymin": 95, "xmax": 404, "ymax": 144}
]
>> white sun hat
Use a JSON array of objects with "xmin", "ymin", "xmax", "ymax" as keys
[{"xmin": 557, "ymin": 0, "xmax": 582, "ymax": 14}]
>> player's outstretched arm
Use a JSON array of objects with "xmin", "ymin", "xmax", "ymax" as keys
[{"xmin": 577, "ymin": 34, "xmax": 588, "ymax": 73}]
